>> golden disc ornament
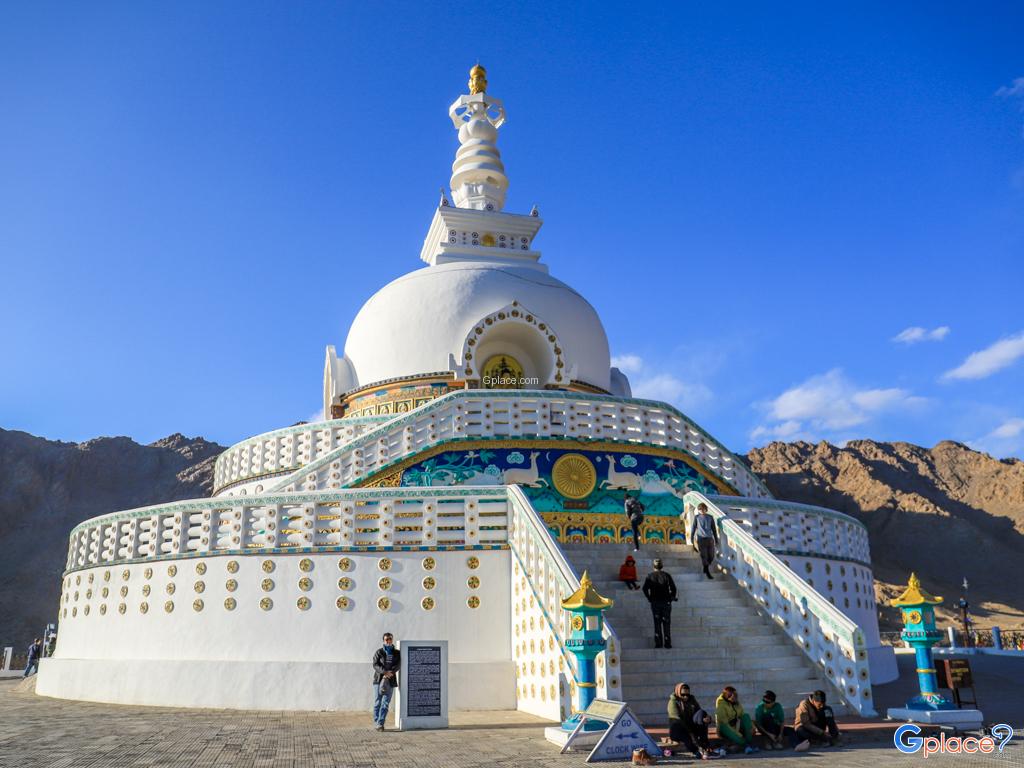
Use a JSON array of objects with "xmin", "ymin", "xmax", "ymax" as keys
[{"xmin": 551, "ymin": 453, "xmax": 597, "ymax": 499}]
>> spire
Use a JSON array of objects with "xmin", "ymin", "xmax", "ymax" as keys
[
  {"xmin": 448, "ymin": 64, "xmax": 509, "ymax": 211},
  {"xmin": 892, "ymin": 572, "xmax": 944, "ymax": 606}
]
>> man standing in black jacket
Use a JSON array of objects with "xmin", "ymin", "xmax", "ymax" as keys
[
  {"xmin": 372, "ymin": 632, "xmax": 400, "ymax": 731},
  {"xmin": 642, "ymin": 558, "xmax": 677, "ymax": 648}
]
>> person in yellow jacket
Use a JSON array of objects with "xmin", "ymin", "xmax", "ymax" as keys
[{"xmin": 715, "ymin": 686, "xmax": 759, "ymax": 754}]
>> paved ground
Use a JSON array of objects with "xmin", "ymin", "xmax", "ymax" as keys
[{"xmin": 1, "ymin": 680, "xmax": 1020, "ymax": 768}]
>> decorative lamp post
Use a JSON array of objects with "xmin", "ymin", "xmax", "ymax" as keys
[
  {"xmin": 560, "ymin": 570, "xmax": 613, "ymax": 731},
  {"xmin": 891, "ymin": 573, "xmax": 955, "ymax": 712}
]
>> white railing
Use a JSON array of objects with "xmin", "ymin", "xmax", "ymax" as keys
[
  {"xmin": 506, "ymin": 486, "xmax": 623, "ymax": 720},
  {"xmin": 212, "ymin": 416, "xmax": 388, "ymax": 494},
  {"xmin": 683, "ymin": 491, "xmax": 875, "ymax": 715},
  {"xmin": 687, "ymin": 495, "xmax": 872, "ymax": 566},
  {"xmin": 267, "ymin": 390, "xmax": 771, "ymax": 498},
  {"xmin": 65, "ymin": 488, "xmax": 510, "ymax": 571}
]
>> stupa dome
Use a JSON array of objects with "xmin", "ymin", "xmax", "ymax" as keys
[{"xmin": 343, "ymin": 260, "xmax": 612, "ymax": 391}]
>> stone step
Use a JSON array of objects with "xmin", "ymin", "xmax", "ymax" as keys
[
  {"xmin": 620, "ymin": 648, "xmax": 806, "ymax": 668},
  {"xmin": 616, "ymin": 634, "xmax": 784, "ymax": 651},
  {"xmin": 620, "ymin": 666, "xmax": 820, "ymax": 688}
]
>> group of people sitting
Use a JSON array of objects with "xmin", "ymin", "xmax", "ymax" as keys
[{"xmin": 666, "ymin": 684, "xmax": 841, "ymax": 759}]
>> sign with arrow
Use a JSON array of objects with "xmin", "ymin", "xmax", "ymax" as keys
[{"xmin": 585, "ymin": 703, "xmax": 660, "ymax": 763}]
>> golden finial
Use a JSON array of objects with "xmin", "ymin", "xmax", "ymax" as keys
[
  {"xmin": 892, "ymin": 572, "xmax": 943, "ymax": 606},
  {"xmin": 561, "ymin": 570, "xmax": 614, "ymax": 611},
  {"xmin": 468, "ymin": 63, "xmax": 487, "ymax": 95}
]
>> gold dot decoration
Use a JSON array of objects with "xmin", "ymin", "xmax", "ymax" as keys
[
  {"xmin": 194, "ymin": 581, "xmax": 206, "ymax": 594},
  {"xmin": 164, "ymin": 601, "xmax": 174, "ymax": 613},
  {"xmin": 378, "ymin": 558, "xmax": 392, "ymax": 572},
  {"xmin": 377, "ymin": 596, "xmax": 391, "ymax": 611},
  {"xmin": 84, "ymin": 605, "xmax": 90, "ymax": 616},
  {"xmin": 297, "ymin": 597, "xmax": 311, "ymax": 611},
  {"xmin": 141, "ymin": 585, "xmax": 151, "ymax": 597},
  {"xmin": 195, "ymin": 562, "xmax": 207, "ymax": 575},
  {"xmin": 122, "ymin": 569, "xmax": 130, "ymax": 581},
  {"xmin": 224, "ymin": 597, "xmax": 237, "ymax": 611},
  {"xmin": 467, "ymin": 576, "xmax": 480, "ymax": 589},
  {"xmin": 337, "ymin": 577, "xmax": 352, "ymax": 590},
  {"xmin": 166, "ymin": 583, "xmax": 176, "ymax": 595},
  {"xmin": 143, "ymin": 568, "xmax": 153, "ymax": 579},
  {"xmin": 118, "ymin": 603, "xmax": 126, "ymax": 615},
  {"xmin": 338, "ymin": 558, "xmax": 352, "ymax": 571},
  {"xmin": 261, "ymin": 578, "xmax": 274, "ymax": 592},
  {"xmin": 225, "ymin": 579, "xmax": 238, "ymax": 592},
  {"xmin": 336, "ymin": 596, "xmax": 350, "ymax": 610},
  {"xmin": 422, "ymin": 557, "xmax": 436, "ymax": 571},
  {"xmin": 572, "ymin": 615, "xmax": 584, "ymax": 632},
  {"xmin": 99, "ymin": 604, "xmax": 107, "ymax": 616},
  {"xmin": 140, "ymin": 602, "xmax": 149, "ymax": 614},
  {"xmin": 167, "ymin": 565, "xmax": 177, "ymax": 577},
  {"xmin": 378, "ymin": 577, "xmax": 392, "ymax": 591},
  {"xmin": 260, "ymin": 597, "xmax": 273, "ymax": 611},
  {"xmin": 422, "ymin": 576, "xmax": 436, "ymax": 590},
  {"xmin": 72, "ymin": 607, "xmax": 77, "ymax": 617},
  {"xmin": 226, "ymin": 560, "xmax": 239, "ymax": 574},
  {"xmin": 86, "ymin": 589, "xmax": 93, "ymax": 599},
  {"xmin": 421, "ymin": 596, "xmax": 435, "ymax": 611},
  {"xmin": 120, "ymin": 586, "xmax": 129, "ymax": 598},
  {"xmin": 104, "ymin": 570, "xmax": 111, "ymax": 582},
  {"xmin": 467, "ymin": 556, "xmax": 480, "ymax": 570},
  {"xmin": 260, "ymin": 560, "xmax": 276, "ymax": 574},
  {"xmin": 76, "ymin": 575, "xmax": 81, "ymax": 586},
  {"xmin": 193, "ymin": 599, "xmax": 204, "ymax": 612},
  {"xmin": 298, "ymin": 577, "xmax": 313, "ymax": 592},
  {"xmin": 467, "ymin": 596, "xmax": 481, "ymax": 609},
  {"xmin": 551, "ymin": 453, "xmax": 598, "ymax": 499},
  {"xmin": 299, "ymin": 558, "xmax": 314, "ymax": 572}
]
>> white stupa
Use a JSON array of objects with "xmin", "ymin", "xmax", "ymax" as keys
[{"xmin": 38, "ymin": 66, "xmax": 895, "ymax": 722}]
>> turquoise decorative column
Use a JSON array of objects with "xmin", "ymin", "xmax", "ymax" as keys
[
  {"xmin": 560, "ymin": 570, "xmax": 613, "ymax": 731},
  {"xmin": 891, "ymin": 573, "xmax": 956, "ymax": 711}
]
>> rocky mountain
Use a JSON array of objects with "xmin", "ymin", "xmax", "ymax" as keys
[
  {"xmin": 747, "ymin": 439, "xmax": 1024, "ymax": 631},
  {"xmin": 0, "ymin": 429, "xmax": 223, "ymax": 650}
]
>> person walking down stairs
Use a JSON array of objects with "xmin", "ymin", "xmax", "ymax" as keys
[
  {"xmin": 624, "ymin": 493, "xmax": 645, "ymax": 551},
  {"xmin": 641, "ymin": 558, "xmax": 677, "ymax": 648},
  {"xmin": 619, "ymin": 555, "xmax": 640, "ymax": 590},
  {"xmin": 690, "ymin": 503, "xmax": 719, "ymax": 579},
  {"xmin": 715, "ymin": 686, "xmax": 759, "ymax": 754}
]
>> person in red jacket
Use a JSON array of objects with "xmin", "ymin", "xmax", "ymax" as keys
[{"xmin": 619, "ymin": 555, "xmax": 639, "ymax": 590}]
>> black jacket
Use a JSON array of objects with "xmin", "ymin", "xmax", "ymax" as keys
[
  {"xmin": 372, "ymin": 647, "xmax": 401, "ymax": 686},
  {"xmin": 669, "ymin": 693, "xmax": 704, "ymax": 730},
  {"xmin": 643, "ymin": 570, "xmax": 677, "ymax": 603},
  {"xmin": 625, "ymin": 497, "xmax": 645, "ymax": 523}
]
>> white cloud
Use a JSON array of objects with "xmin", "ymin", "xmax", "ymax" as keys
[
  {"xmin": 610, "ymin": 354, "xmax": 644, "ymax": 374},
  {"xmin": 613, "ymin": 353, "xmax": 713, "ymax": 412},
  {"xmin": 970, "ymin": 417, "xmax": 1024, "ymax": 458},
  {"xmin": 892, "ymin": 326, "xmax": 950, "ymax": 344},
  {"xmin": 942, "ymin": 332, "xmax": 1024, "ymax": 381},
  {"xmin": 750, "ymin": 369, "xmax": 925, "ymax": 444},
  {"xmin": 996, "ymin": 77, "xmax": 1024, "ymax": 101}
]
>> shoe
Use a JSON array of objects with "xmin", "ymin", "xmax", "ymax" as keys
[
  {"xmin": 664, "ymin": 643, "xmax": 672, "ymax": 649},
  {"xmin": 375, "ymin": 724, "xmax": 384, "ymax": 731},
  {"xmin": 654, "ymin": 642, "xmax": 663, "ymax": 649},
  {"xmin": 744, "ymin": 745, "xmax": 755, "ymax": 754},
  {"xmin": 705, "ymin": 572, "xmax": 713, "ymax": 580},
  {"xmin": 715, "ymin": 747, "xmax": 727, "ymax": 757},
  {"xmin": 795, "ymin": 740, "xmax": 810, "ymax": 752}
]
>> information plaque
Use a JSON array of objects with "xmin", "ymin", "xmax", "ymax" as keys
[{"xmin": 396, "ymin": 639, "xmax": 448, "ymax": 730}]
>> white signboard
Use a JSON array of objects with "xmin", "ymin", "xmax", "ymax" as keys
[
  {"xmin": 396, "ymin": 640, "xmax": 448, "ymax": 730},
  {"xmin": 587, "ymin": 704, "xmax": 661, "ymax": 763}
]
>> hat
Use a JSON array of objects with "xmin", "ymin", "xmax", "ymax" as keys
[
  {"xmin": 812, "ymin": 690, "xmax": 827, "ymax": 703},
  {"xmin": 652, "ymin": 558, "xmax": 663, "ymax": 569},
  {"xmin": 762, "ymin": 690, "xmax": 776, "ymax": 702},
  {"xmin": 674, "ymin": 683, "xmax": 690, "ymax": 698}
]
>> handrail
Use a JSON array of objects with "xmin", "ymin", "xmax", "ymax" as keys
[
  {"xmin": 506, "ymin": 485, "xmax": 624, "ymax": 704},
  {"xmin": 684, "ymin": 491, "xmax": 876, "ymax": 716},
  {"xmin": 266, "ymin": 388, "xmax": 772, "ymax": 499}
]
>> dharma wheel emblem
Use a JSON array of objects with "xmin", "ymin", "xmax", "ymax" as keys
[{"xmin": 551, "ymin": 454, "xmax": 597, "ymax": 499}]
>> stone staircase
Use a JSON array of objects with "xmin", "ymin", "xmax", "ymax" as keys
[{"xmin": 561, "ymin": 543, "xmax": 838, "ymax": 726}]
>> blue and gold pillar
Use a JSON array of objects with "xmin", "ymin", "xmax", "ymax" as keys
[
  {"xmin": 560, "ymin": 571, "xmax": 613, "ymax": 731},
  {"xmin": 891, "ymin": 573, "xmax": 956, "ymax": 711}
]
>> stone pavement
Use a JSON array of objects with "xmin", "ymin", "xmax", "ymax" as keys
[{"xmin": 0, "ymin": 680, "xmax": 1019, "ymax": 768}]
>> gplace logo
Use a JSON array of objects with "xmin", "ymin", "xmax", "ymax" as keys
[{"xmin": 894, "ymin": 723, "xmax": 1015, "ymax": 758}]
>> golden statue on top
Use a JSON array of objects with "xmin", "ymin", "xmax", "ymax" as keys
[{"xmin": 468, "ymin": 63, "xmax": 487, "ymax": 94}]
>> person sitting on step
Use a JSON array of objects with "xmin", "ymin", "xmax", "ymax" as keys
[
  {"xmin": 754, "ymin": 689, "xmax": 794, "ymax": 750},
  {"xmin": 667, "ymin": 683, "xmax": 718, "ymax": 760},
  {"xmin": 715, "ymin": 686, "xmax": 759, "ymax": 754},
  {"xmin": 618, "ymin": 555, "xmax": 640, "ymax": 590},
  {"xmin": 793, "ymin": 690, "xmax": 841, "ymax": 750}
]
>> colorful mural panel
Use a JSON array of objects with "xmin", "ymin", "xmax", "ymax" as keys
[{"xmin": 395, "ymin": 447, "xmax": 720, "ymax": 516}]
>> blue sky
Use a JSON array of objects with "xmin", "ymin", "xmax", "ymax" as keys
[{"xmin": 1, "ymin": 2, "xmax": 1022, "ymax": 457}]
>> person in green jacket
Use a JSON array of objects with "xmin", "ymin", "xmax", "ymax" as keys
[
  {"xmin": 715, "ymin": 686, "xmax": 758, "ymax": 754},
  {"xmin": 754, "ymin": 689, "xmax": 791, "ymax": 750}
]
